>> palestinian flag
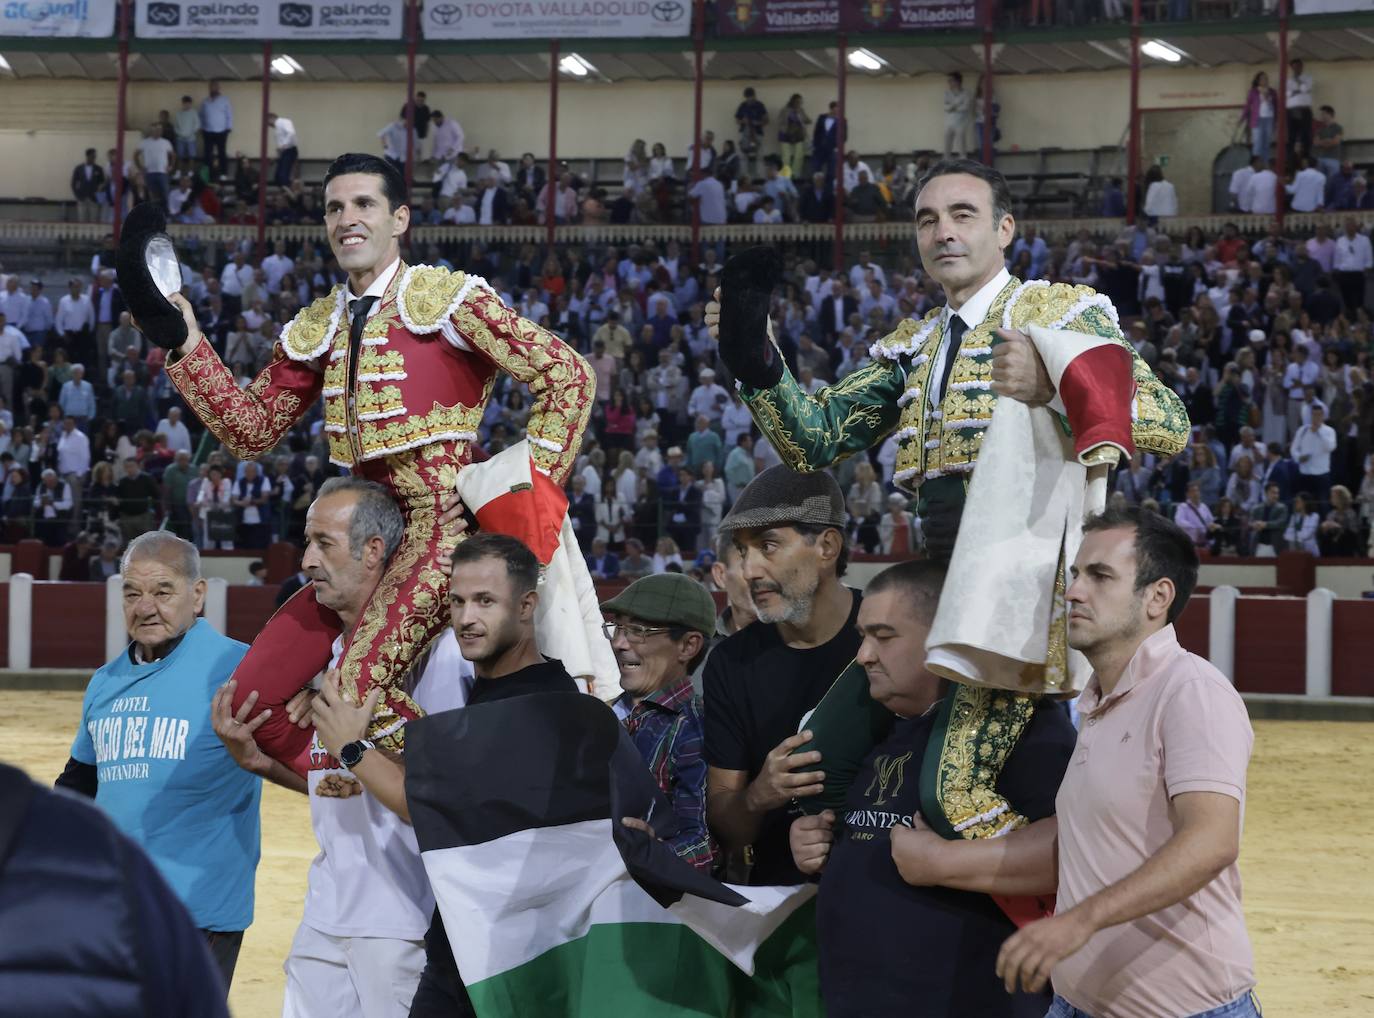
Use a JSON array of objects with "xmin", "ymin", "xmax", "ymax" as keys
[{"xmin": 404, "ymin": 692, "xmax": 821, "ymax": 1017}]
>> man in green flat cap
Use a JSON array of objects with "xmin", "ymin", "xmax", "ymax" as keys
[{"xmin": 602, "ymin": 574, "xmax": 717, "ymax": 871}]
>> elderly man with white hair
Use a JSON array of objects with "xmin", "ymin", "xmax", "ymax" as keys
[{"xmin": 55, "ymin": 531, "xmax": 261, "ymax": 997}]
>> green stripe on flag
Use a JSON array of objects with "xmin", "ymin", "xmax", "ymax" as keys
[{"xmin": 466, "ymin": 902, "xmax": 822, "ymax": 1018}]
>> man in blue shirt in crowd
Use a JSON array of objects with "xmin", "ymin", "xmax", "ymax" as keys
[{"xmin": 56, "ymin": 531, "xmax": 260, "ymax": 995}]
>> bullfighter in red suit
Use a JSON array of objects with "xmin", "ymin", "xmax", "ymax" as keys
[{"xmin": 155, "ymin": 154, "xmax": 593, "ymax": 773}]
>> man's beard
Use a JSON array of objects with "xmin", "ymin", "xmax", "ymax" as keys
[{"xmin": 751, "ymin": 571, "xmax": 820, "ymax": 626}]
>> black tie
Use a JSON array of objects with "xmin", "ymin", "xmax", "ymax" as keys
[
  {"xmin": 937, "ymin": 315, "xmax": 968, "ymax": 402},
  {"xmin": 347, "ymin": 295, "xmax": 378, "ymax": 392}
]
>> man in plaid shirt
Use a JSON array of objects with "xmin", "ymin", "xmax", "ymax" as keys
[{"xmin": 603, "ymin": 574, "xmax": 717, "ymax": 871}]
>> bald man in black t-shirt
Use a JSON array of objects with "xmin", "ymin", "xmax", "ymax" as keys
[{"xmin": 790, "ymin": 561, "xmax": 1075, "ymax": 1018}]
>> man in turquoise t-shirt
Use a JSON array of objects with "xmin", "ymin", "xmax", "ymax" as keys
[{"xmin": 56, "ymin": 531, "xmax": 261, "ymax": 994}]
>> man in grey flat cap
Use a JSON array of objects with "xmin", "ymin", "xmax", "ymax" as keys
[{"xmin": 702, "ymin": 464, "xmax": 875, "ymax": 888}]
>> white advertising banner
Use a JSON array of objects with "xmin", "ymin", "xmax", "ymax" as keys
[
  {"xmin": 135, "ymin": 0, "xmax": 403, "ymax": 38},
  {"xmin": 422, "ymin": 0, "xmax": 691, "ymax": 40},
  {"xmin": 0, "ymin": 0, "xmax": 116, "ymax": 36},
  {"xmin": 1293, "ymin": 0, "xmax": 1366, "ymax": 9}
]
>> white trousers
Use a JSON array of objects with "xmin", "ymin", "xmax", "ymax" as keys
[{"xmin": 281, "ymin": 922, "xmax": 425, "ymax": 1018}]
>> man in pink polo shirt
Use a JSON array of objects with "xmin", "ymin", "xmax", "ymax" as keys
[
  {"xmin": 998, "ymin": 506, "xmax": 1258, "ymax": 1018},
  {"xmin": 883, "ymin": 506, "xmax": 1258, "ymax": 1018}
]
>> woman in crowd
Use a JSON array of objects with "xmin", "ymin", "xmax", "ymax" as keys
[
  {"xmin": 196, "ymin": 463, "xmax": 235, "ymax": 551},
  {"xmin": 1261, "ymin": 348, "xmax": 1290, "ymax": 444},
  {"xmin": 8, "ymin": 427, "xmax": 31, "ymax": 472},
  {"xmin": 697, "ymin": 459, "xmax": 726, "ymax": 553},
  {"xmin": 84, "ymin": 460, "xmax": 121, "ymax": 538},
  {"xmin": 603, "ymin": 389, "xmax": 637, "ymax": 454},
  {"xmin": 1210, "ymin": 497, "xmax": 1245, "ymax": 557},
  {"xmin": 777, "ymin": 94, "xmax": 810, "ymax": 181},
  {"xmin": 1284, "ymin": 492, "xmax": 1321, "ymax": 555},
  {"xmin": 618, "ymin": 351, "xmax": 649, "ymax": 405},
  {"xmin": 623, "ymin": 140, "xmax": 650, "ymax": 203},
  {"xmin": 633, "ymin": 396, "xmax": 661, "ymax": 447},
  {"xmin": 1191, "ymin": 444, "xmax": 1225, "ymax": 508},
  {"xmin": 1240, "ymin": 71, "xmax": 1278, "ymax": 160},
  {"xmin": 1, "ymin": 467, "xmax": 31, "ymax": 539},
  {"xmin": 652, "ymin": 535, "xmax": 685, "ymax": 575},
  {"xmin": 846, "ymin": 460, "xmax": 884, "ymax": 554},
  {"xmin": 1226, "ymin": 454, "xmax": 1263, "ymax": 513},
  {"xmin": 647, "ymin": 143, "xmax": 676, "ymax": 222},
  {"xmin": 46, "ymin": 348, "xmax": 73, "ymax": 403},
  {"xmin": 1317, "ymin": 485, "xmax": 1362, "ymax": 557},
  {"xmin": 612, "ymin": 451, "xmax": 640, "ymax": 511}
]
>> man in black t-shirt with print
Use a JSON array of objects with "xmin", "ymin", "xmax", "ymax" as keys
[
  {"xmin": 703, "ymin": 465, "xmax": 862, "ymax": 886},
  {"xmin": 790, "ymin": 560, "xmax": 1076, "ymax": 1018}
]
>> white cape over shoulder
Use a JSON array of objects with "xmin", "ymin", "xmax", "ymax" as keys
[{"xmin": 925, "ymin": 325, "xmax": 1124, "ymax": 696}]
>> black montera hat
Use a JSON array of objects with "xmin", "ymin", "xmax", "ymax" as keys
[{"xmin": 115, "ymin": 203, "xmax": 188, "ymax": 351}]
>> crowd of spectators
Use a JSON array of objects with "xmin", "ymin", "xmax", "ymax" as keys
[
  {"xmin": 72, "ymin": 55, "xmax": 1369, "ymax": 237},
  {"xmin": 74, "ymin": 78, "xmax": 980, "ymax": 231},
  {"xmin": 1, "ymin": 199, "xmax": 1371, "ymax": 578}
]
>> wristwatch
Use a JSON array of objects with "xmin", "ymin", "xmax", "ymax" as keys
[{"xmin": 338, "ymin": 739, "xmax": 375, "ymax": 770}]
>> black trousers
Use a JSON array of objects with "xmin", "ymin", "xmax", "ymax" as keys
[
  {"xmin": 1335, "ymin": 270, "xmax": 1367, "ymax": 314},
  {"xmin": 1287, "ymin": 107, "xmax": 1313, "ymax": 158},
  {"xmin": 275, "ymin": 146, "xmax": 299, "ymax": 187},
  {"xmin": 203, "ymin": 131, "xmax": 230, "ymax": 178},
  {"xmin": 202, "ymin": 928, "xmax": 243, "ymax": 993}
]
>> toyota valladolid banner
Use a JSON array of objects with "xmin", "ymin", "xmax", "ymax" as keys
[
  {"xmin": 718, "ymin": 0, "xmax": 976, "ymax": 34},
  {"xmin": 135, "ymin": 0, "xmax": 404, "ymax": 38},
  {"xmin": 1, "ymin": 0, "xmax": 115, "ymax": 36},
  {"xmin": 423, "ymin": 0, "xmax": 691, "ymax": 40}
]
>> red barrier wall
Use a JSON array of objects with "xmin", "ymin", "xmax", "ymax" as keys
[
  {"xmin": 0, "ymin": 583, "xmax": 1365, "ymax": 698},
  {"xmin": 1233, "ymin": 599, "xmax": 1306, "ymax": 695},
  {"xmin": 32, "ymin": 582, "xmax": 106, "ymax": 669},
  {"xmin": 1331, "ymin": 600, "xmax": 1374, "ymax": 697},
  {"xmin": 227, "ymin": 585, "xmax": 282, "ymax": 646},
  {"xmin": 1173, "ymin": 595, "xmax": 1209, "ymax": 659}
]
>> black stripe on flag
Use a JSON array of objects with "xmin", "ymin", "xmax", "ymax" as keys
[
  {"xmin": 406, "ymin": 692, "xmax": 620, "ymax": 850},
  {"xmin": 406, "ymin": 690, "xmax": 746, "ymax": 908}
]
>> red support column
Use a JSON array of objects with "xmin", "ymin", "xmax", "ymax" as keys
[
  {"xmin": 833, "ymin": 33, "xmax": 847, "ymax": 274},
  {"xmin": 981, "ymin": 0, "xmax": 995, "ymax": 166},
  {"xmin": 1276, "ymin": 0, "xmax": 1289, "ymax": 228},
  {"xmin": 257, "ymin": 40, "xmax": 272, "ymax": 261},
  {"xmin": 112, "ymin": 0, "xmax": 132, "ymax": 241},
  {"xmin": 689, "ymin": 0, "xmax": 705, "ymax": 267},
  {"xmin": 404, "ymin": 0, "xmax": 418, "ymax": 202},
  {"xmin": 1125, "ymin": 0, "xmax": 1142, "ymax": 226},
  {"xmin": 547, "ymin": 39, "xmax": 560, "ymax": 253}
]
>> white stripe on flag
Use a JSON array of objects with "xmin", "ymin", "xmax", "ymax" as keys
[{"xmin": 421, "ymin": 818, "xmax": 815, "ymax": 985}]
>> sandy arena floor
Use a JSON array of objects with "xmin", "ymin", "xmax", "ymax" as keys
[{"xmin": 5, "ymin": 691, "xmax": 1372, "ymax": 1017}]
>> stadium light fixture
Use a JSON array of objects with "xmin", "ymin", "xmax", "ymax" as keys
[
  {"xmin": 271, "ymin": 54, "xmax": 303, "ymax": 75},
  {"xmin": 559, "ymin": 53, "xmax": 595, "ymax": 78},
  {"xmin": 847, "ymin": 48, "xmax": 887, "ymax": 72},
  {"xmin": 1141, "ymin": 40, "xmax": 1183, "ymax": 63}
]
